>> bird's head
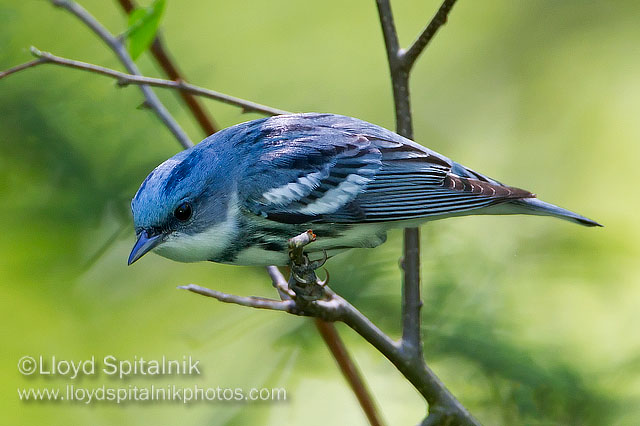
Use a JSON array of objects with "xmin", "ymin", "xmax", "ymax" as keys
[{"xmin": 128, "ymin": 145, "xmax": 237, "ymax": 265}]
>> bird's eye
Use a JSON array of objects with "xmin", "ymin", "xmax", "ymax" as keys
[{"xmin": 174, "ymin": 202, "xmax": 192, "ymax": 221}]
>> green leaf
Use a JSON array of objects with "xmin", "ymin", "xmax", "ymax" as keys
[{"xmin": 126, "ymin": 0, "xmax": 166, "ymax": 60}]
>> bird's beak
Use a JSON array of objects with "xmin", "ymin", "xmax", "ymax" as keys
[{"xmin": 128, "ymin": 229, "xmax": 164, "ymax": 265}]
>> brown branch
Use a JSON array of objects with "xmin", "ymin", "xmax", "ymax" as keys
[
  {"xmin": 180, "ymin": 270, "xmax": 468, "ymax": 422},
  {"xmin": 314, "ymin": 319, "xmax": 384, "ymax": 426},
  {"xmin": 0, "ymin": 48, "xmax": 290, "ymax": 117},
  {"xmin": 115, "ymin": 0, "xmax": 218, "ymax": 136},
  {"xmin": 376, "ymin": 1, "xmax": 477, "ymax": 425}
]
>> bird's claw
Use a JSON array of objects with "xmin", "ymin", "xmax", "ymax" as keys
[
  {"xmin": 308, "ymin": 249, "xmax": 328, "ymax": 270},
  {"xmin": 291, "ymin": 270, "xmax": 311, "ymax": 285},
  {"xmin": 285, "ymin": 231, "xmax": 332, "ymax": 302},
  {"xmin": 316, "ymin": 268, "xmax": 330, "ymax": 287}
]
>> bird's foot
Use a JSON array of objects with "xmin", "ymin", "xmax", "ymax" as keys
[{"xmin": 287, "ymin": 230, "xmax": 330, "ymax": 303}]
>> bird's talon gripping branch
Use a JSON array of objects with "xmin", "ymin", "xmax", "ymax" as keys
[{"xmin": 287, "ymin": 230, "xmax": 331, "ymax": 302}]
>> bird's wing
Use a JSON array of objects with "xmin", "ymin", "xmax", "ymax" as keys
[
  {"xmin": 241, "ymin": 115, "xmax": 533, "ymax": 224},
  {"xmin": 242, "ymin": 130, "xmax": 383, "ymax": 223}
]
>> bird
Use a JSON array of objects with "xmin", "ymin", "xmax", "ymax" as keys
[{"xmin": 128, "ymin": 113, "xmax": 601, "ymax": 266}]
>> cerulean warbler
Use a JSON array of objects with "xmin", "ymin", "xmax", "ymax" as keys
[{"xmin": 128, "ymin": 113, "xmax": 600, "ymax": 266}]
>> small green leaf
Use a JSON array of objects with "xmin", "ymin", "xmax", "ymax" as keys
[{"xmin": 126, "ymin": 0, "xmax": 166, "ymax": 60}]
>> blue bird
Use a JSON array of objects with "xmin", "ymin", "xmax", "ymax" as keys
[{"xmin": 128, "ymin": 113, "xmax": 601, "ymax": 266}]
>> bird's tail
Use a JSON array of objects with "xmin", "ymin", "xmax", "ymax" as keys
[{"xmin": 506, "ymin": 198, "xmax": 602, "ymax": 227}]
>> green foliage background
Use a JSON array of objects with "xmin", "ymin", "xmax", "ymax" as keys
[{"xmin": 1, "ymin": 1, "xmax": 639, "ymax": 424}]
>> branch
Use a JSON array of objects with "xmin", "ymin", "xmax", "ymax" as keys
[
  {"xmin": 0, "ymin": 59, "xmax": 44, "ymax": 79},
  {"xmin": 115, "ymin": 0, "xmax": 218, "ymax": 136},
  {"xmin": 402, "ymin": 0, "xmax": 458, "ymax": 70},
  {"xmin": 181, "ymin": 258, "xmax": 470, "ymax": 423},
  {"xmin": 375, "ymin": 1, "xmax": 476, "ymax": 425},
  {"xmin": 375, "ymin": 0, "xmax": 402, "ymax": 70},
  {"xmin": 178, "ymin": 284, "xmax": 295, "ymax": 312},
  {"xmin": 179, "ymin": 273, "xmax": 401, "ymax": 368},
  {"xmin": 0, "ymin": 48, "xmax": 291, "ymax": 117},
  {"xmin": 185, "ymin": 232, "xmax": 473, "ymax": 423},
  {"xmin": 265, "ymin": 266, "xmax": 386, "ymax": 426},
  {"xmin": 314, "ymin": 319, "xmax": 384, "ymax": 426},
  {"xmin": 49, "ymin": 0, "xmax": 192, "ymax": 148}
]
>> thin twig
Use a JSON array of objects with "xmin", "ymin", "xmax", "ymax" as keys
[
  {"xmin": 115, "ymin": 0, "xmax": 218, "ymax": 135},
  {"xmin": 50, "ymin": 0, "xmax": 193, "ymax": 148},
  {"xmin": 375, "ymin": 0, "xmax": 402, "ymax": 69},
  {"xmin": 1, "ymin": 48, "xmax": 291, "ymax": 117},
  {"xmin": 0, "ymin": 58, "xmax": 45, "ymax": 79},
  {"xmin": 402, "ymin": 0, "xmax": 459, "ymax": 70},
  {"xmin": 178, "ymin": 284, "xmax": 295, "ymax": 312},
  {"xmin": 179, "ymin": 275, "xmax": 471, "ymax": 422},
  {"xmin": 375, "ymin": 0, "xmax": 412, "ymax": 136}
]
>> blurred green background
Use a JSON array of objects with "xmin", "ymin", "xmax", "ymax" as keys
[{"xmin": 1, "ymin": 0, "xmax": 639, "ymax": 425}]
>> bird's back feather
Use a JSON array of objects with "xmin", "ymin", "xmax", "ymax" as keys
[{"xmin": 235, "ymin": 113, "xmax": 546, "ymax": 225}]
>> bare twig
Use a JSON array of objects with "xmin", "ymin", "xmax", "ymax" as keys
[
  {"xmin": 376, "ymin": 1, "xmax": 478, "ymax": 425},
  {"xmin": 115, "ymin": 0, "xmax": 218, "ymax": 135},
  {"xmin": 401, "ymin": 227, "xmax": 422, "ymax": 355},
  {"xmin": 375, "ymin": 0, "xmax": 411, "ymax": 136},
  {"xmin": 50, "ymin": 0, "xmax": 192, "ymax": 148},
  {"xmin": 3, "ymin": 48, "xmax": 290, "ymax": 117},
  {"xmin": 0, "ymin": 59, "xmax": 45, "ymax": 79},
  {"xmin": 178, "ymin": 284, "xmax": 295, "ymax": 312},
  {"xmin": 403, "ymin": 0, "xmax": 459, "ymax": 70}
]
